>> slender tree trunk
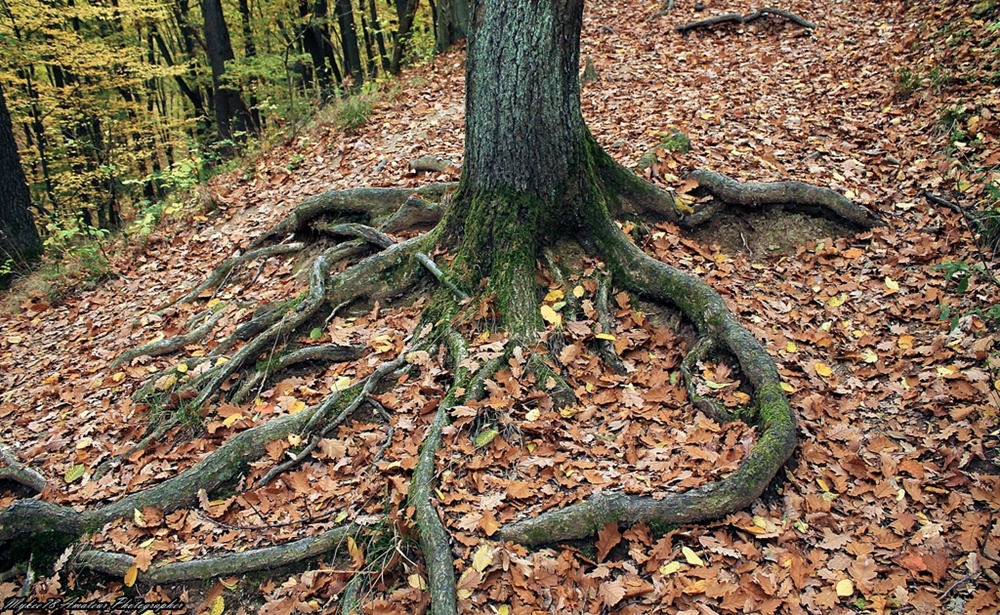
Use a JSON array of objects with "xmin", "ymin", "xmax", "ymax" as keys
[
  {"xmin": 0, "ymin": 83, "xmax": 43, "ymax": 287},
  {"xmin": 367, "ymin": 0, "xmax": 390, "ymax": 73},
  {"xmin": 335, "ymin": 0, "xmax": 364, "ymax": 86},
  {"xmin": 389, "ymin": 0, "xmax": 418, "ymax": 74},
  {"xmin": 358, "ymin": 0, "xmax": 377, "ymax": 78},
  {"xmin": 433, "ymin": 0, "xmax": 469, "ymax": 53},
  {"xmin": 201, "ymin": 0, "xmax": 256, "ymax": 144},
  {"xmin": 300, "ymin": 0, "xmax": 333, "ymax": 92},
  {"xmin": 237, "ymin": 0, "xmax": 263, "ymax": 132}
]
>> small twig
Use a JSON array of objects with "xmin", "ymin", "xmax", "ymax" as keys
[
  {"xmin": 925, "ymin": 191, "xmax": 963, "ymax": 214},
  {"xmin": 925, "ymin": 192, "xmax": 1000, "ymax": 289},
  {"xmin": 939, "ymin": 572, "xmax": 977, "ymax": 601},
  {"xmin": 416, "ymin": 252, "xmax": 468, "ymax": 301},
  {"xmin": 645, "ymin": 0, "xmax": 674, "ymax": 22}
]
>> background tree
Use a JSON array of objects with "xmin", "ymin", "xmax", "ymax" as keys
[{"xmin": 0, "ymin": 82, "xmax": 42, "ymax": 288}]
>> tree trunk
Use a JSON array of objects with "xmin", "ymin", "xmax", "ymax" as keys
[
  {"xmin": 335, "ymin": 0, "xmax": 364, "ymax": 86},
  {"xmin": 443, "ymin": 0, "xmax": 595, "ymax": 340},
  {"xmin": 389, "ymin": 0, "xmax": 418, "ymax": 74},
  {"xmin": 201, "ymin": 0, "xmax": 255, "ymax": 144},
  {"xmin": 433, "ymin": 0, "xmax": 469, "ymax": 53},
  {"xmin": 0, "ymin": 83, "xmax": 42, "ymax": 288}
]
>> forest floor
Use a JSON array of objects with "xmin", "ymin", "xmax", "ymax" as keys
[{"xmin": 2, "ymin": 0, "xmax": 1000, "ymax": 613}]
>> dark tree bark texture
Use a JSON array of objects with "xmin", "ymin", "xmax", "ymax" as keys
[
  {"xmin": 201, "ymin": 0, "xmax": 256, "ymax": 143},
  {"xmin": 0, "ymin": 83, "xmax": 42, "ymax": 287}
]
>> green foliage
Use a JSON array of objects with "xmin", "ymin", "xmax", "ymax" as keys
[{"xmin": 334, "ymin": 91, "xmax": 377, "ymax": 132}]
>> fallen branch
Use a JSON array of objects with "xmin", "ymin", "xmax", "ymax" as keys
[
  {"xmin": 644, "ymin": 0, "xmax": 674, "ymax": 22},
  {"xmin": 409, "ymin": 156, "xmax": 459, "ymax": 174},
  {"xmin": 676, "ymin": 7, "xmax": 816, "ymax": 33}
]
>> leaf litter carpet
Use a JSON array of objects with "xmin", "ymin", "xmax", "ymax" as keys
[{"xmin": 2, "ymin": 0, "xmax": 1000, "ymax": 613}]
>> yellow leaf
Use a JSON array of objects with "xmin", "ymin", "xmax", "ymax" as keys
[
  {"xmin": 497, "ymin": 607, "xmax": 510, "ymax": 615},
  {"xmin": 544, "ymin": 289, "xmax": 564, "ymax": 302},
  {"xmin": 673, "ymin": 193, "xmax": 696, "ymax": 215},
  {"xmin": 540, "ymin": 304, "xmax": 562, "ymax": 327},
  {"xmin": 474, "ymin": 428, "xmax": 498, "ymax": 448},
  {"xmin": 223, "ymin": 413, "xmax": 243, "ymax": 427},
  {"xmin": 780, "ymin": 382, "xmax": 795, "ymax": 393},
  {"xmin": 347, "ymin": 536, "xmax": 363, "ymax": 563},
  {"xmin": 133, "ymin": 508, "xmax": 145, "ymax": 526},
  {"xmin": 884, "ymin": 276, "xmax": 900, "ymax": 293},
  {"xmin": 288, "ymin": 434, "xmax": 302, "ymax": 446},
  {"xmin": 524, "ymin": 408, "xmax": 540, "ymax": 422},
  {"xmin": 835, "ymin": 578, "xmax": 854, "ymax": 597},
  {"xmin": 573, "ymin": 285, "xmax": 585, "ymax": 298},
  {"xmin": 155, "ymin": 374, "xmax": 177, "ymax": 391},
  {"xmin": 288, "ymin": 400, "xmax": 307, "ymax": 414},
  {"xmin": 408, "ymin": 574, "xmax": 427, "ymax": 590},
  {"xmin": 176, "ymin": 362, "xmax": 188, "ymax": 373},
  {"xmin": 559, "ymin": 406, "xmax": 578, "ymax": 418},
  {"xmin": 472, "ymin": 545, "xmax": 493, "ymax": 572},
  {"xmin": 785, "ymin": 341, "xmax": 797, "ymax": 353},
  {"xmin": 595, "ymin": 333, "xmax": 615, "ymax": 341},
  {"xmin": 124, "ymin": 565, "xmax": 138, "ymax": 588},
  {"xmin": 681, "ymin": 546, "xmax": 704, "ymax": 566},
  {"xmin": 112, "ymin": 371, "xmax": 126, "ymax": 383},
  {"xmin": 76, "ymin": 438, "xmax": 93, "ymax": 450},
  {"xmin": 332, "ymin": 376, "xmax": 352, "ymax": 392},
  {"xmin": 207, "ymin": 298, "xmax": 222, "ymax": 308},
  {"xmin": 817, "ymin": 478, "xmax": 831, "ymax": 492},
  {"xmin": 64, "ymin": 464, "xmax": 86, "ymax": 483},
  {"xmin": 335, "ymin": 510, "xmax": 349, "ymax": 523},
  {"xmin": 860, "ymin": 349, "xmax": 879, "ymax": 364},
  {"xmin": 659, "ymin": 561, "xmax": 682, "ymax": 575},
  {"xmin": 210, "ymin": 595, "xmax": 225, "ymax": 615},
  {"xmin": 814, "ymin": 363, "xmax": 833, "ymax": 377},
  {"xmin": 827, "ymin": 294, "xmax": 848, "ymax": 307},
  {"xmin": 372, "ymin": 334, "xmax": 395, "ymax": 353},
  {"xmin": 898, "ymin": 335, "xmax": 914, "ymax": 349}
]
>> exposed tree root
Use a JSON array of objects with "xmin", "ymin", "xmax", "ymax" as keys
[
  {"xmin": 249, "ymin": 184, "xmax": 453, "ymax": 248},
  {"xmin": 230, "ymin": 343, "xmax": 365, "ymax": 404},
  {"xmin": 689, "ymin": 169, "xmax": 883, "ymax": 228},
  {"xmin": 676, "ymin": 7, "xmax": 816, "ymax": 34},
  {"xmin": 159, "ymin": 242, "xmax": 306, "ymax": 311},
  {"xmin": 112, "ymin": 307, "xmax": 226, "ymax": 369},
  {"xmin": 0, "ymin": 444, "xmax": 47, "ymax": 492},
  {"xmin": 499, "ymin": 215, "xmax": 798, "ymax": 545},
  {"xmin": 4, "ymin": 158, "xmax": 872, "ymax": 614},
  {"xmin": 73, "ymin": 523, "xmax": 364, "ymax": 583}
]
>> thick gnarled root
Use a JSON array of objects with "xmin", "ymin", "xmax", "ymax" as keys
[{"xmin": 499, "ymin": 216, "xmax": 797, "ymax": 545}]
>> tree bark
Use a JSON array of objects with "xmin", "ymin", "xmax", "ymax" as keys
[
  {"xmin": 433, "ymin": 0, "xmax": 469, "ymax": 53},
  {"xmin": 0, "ymin": 82, "xmax": 42, "ymax": 287},
  {"xmin": 201, "ymin": 0, "xmax": 256, "ymax": 144},
  {"xmin": 335, "ymin": 0, "xmax": 364, "ymax": 86}
]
